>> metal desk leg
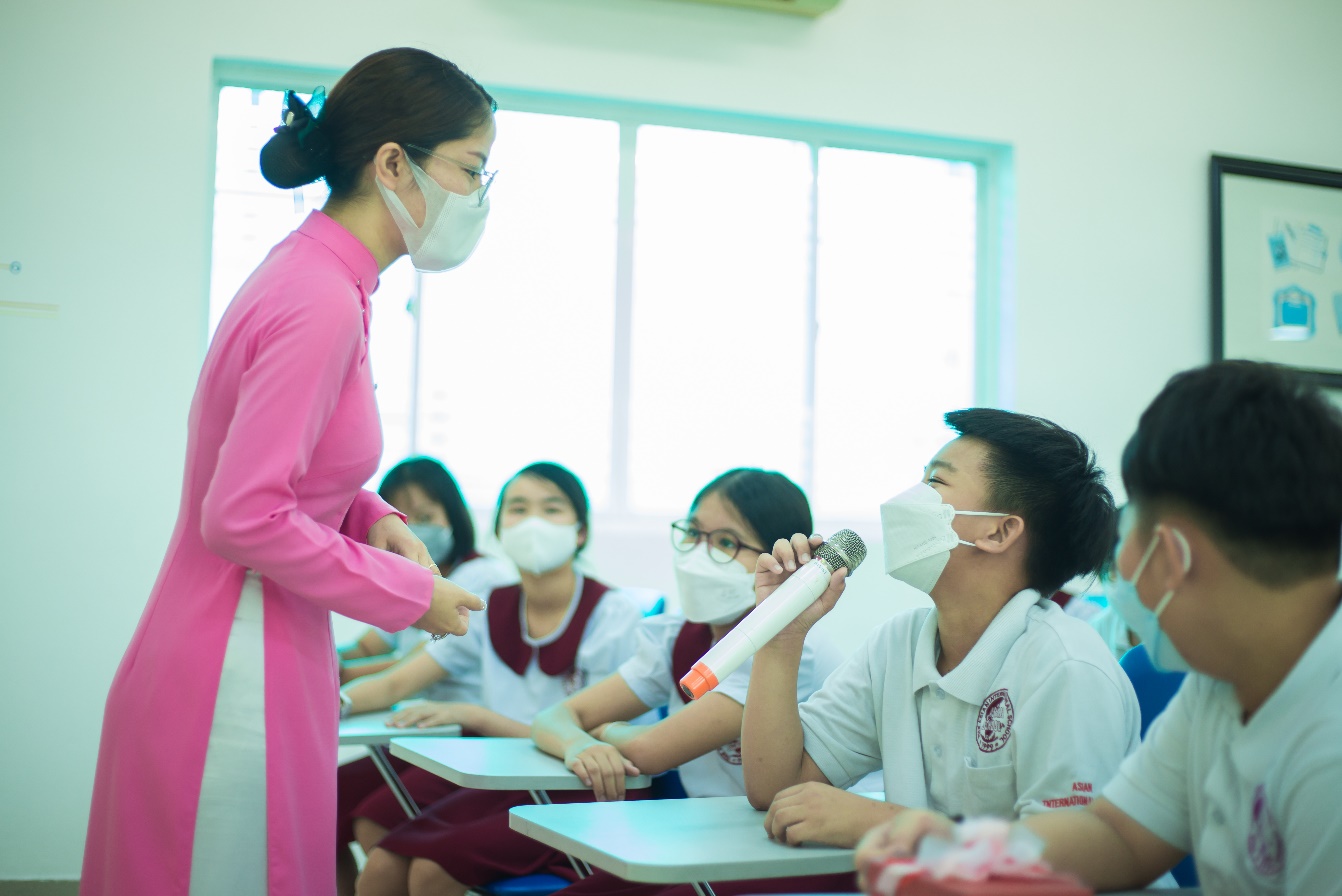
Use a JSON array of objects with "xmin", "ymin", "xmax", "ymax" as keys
[
  {"xmin": 528, "ymin": 789, "xmax": 591, "ymax": 878},
  {"xmin": 370, "ymin": 744, "xmax": 419, "ymax": 819},
  {"xmin": 692, "ymin": 883, "xmax": 718, "ymax": 896}
]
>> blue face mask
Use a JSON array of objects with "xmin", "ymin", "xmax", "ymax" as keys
[
  {"xmin": 1106, "ymin": 528, "xmax": 1192, "ymax": 673},
  {"xmin": 407, "ymin": 523, "xmax": 455, "ymax": 567}
]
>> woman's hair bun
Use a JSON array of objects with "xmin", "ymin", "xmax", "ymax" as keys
[
  {"xmin": 259, "ymin": 88, "xmax": 330, "ymax": 189},
  {"xmin": 259, "ymin": 127, "xmax": 325, "ymax": 188}
]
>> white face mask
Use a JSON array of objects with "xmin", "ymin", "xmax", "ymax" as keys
[
  {"xmin": 499, "ymin": 517, "xmax": 580, "ymax": 576},
  {"xmin": 673, "ymin": 543, "xmax": 757, "ymax": 625},
  {"xmin": 407, "ymin": 522, "xmax": 454, "ymax": 567},
  {"xmin": 879, "ymin": 482, "xmax": 1008, "ymax": 594},
  {"xmin": 1106, "ymin": 528, "xmax": 1193, "ymax": 673},
  {"xmin": 377, "ymin": 155, "xmax": 489, "ymax": 273}
]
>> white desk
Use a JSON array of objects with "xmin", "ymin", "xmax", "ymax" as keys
[
  {"xmin": 510, "ymin": 795, "xmax": 855, "ymax": 896},
  {"xmin": 339, "ymin": 711, "xmax": 461, "ymax": 818},
  {"xmin": 339, "ymin": 711, "xmax": 462, "ymax": 746},
  {"xmin": 393, "ymin": 737, "xmax": 653, "ymax": 878},
  {"xmin": 390, "ymin": 736, "xmax": 650, "ymax": 798}
]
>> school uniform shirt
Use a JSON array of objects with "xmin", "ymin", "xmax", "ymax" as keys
[
  {"xmin": 373, "ymin": 555, "xmax": 516, "ymax": 703},
  {"xmin": 1102, "ymin": 604, "xmax": 1342, "ymax": 894},
  {"xmin": 616, "ymin": 615, "xmax": 833, "ymax": 798},
  {"xmin": 81, "ymin": 211, "xmax": 434, "ymax": 896},
  {"xmin": 424, "ymin": 574, "xmax": 644, "ymax": 724},
  {"xmin": 798, "ymin": 589, "xmax": 1141, "ymax": 818}
]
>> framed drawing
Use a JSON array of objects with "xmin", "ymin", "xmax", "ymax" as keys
[{"xmin": 1211, "ymin": 155, "xmax": 1342, "ymax": 387}]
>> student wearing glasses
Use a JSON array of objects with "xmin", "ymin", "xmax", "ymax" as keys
[
  {"xmin": 80, "ymin": 47, "xmax": 494, "ymax": 896},
  {"xmin": 357, "ymin": 468, "xmax": 838, "ymax": 896}
]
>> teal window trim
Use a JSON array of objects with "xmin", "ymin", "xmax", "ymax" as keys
[{"xmin": 210, "ymin": 58, "xmax": 1015, "ymax": 410}]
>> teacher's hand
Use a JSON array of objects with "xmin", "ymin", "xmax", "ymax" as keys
[
  {"xmin": 369, "ymin": 514, "xmax": 439, "ymax": 574},
  {"xmin": 415, "ymin": 577, "xmax": 486, "ymax": 638}
]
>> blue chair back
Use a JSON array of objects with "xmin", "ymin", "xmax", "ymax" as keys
[
  {"xmin": 1119, "ymin": 644, "xmax": 1197, "ymax": 887},
  {"xmin": 1119, "ymin": 643, "xmax": 1185, "ymax": 740}
]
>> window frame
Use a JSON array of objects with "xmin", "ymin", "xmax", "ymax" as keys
[{"xmin": 209, "ymin": 59, "xmax": 1013, "ymax": 519}]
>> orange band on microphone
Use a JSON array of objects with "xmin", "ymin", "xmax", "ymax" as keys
[{"xmin": 679, "ymin": 662, "xmax": 719, "ymax": 701}]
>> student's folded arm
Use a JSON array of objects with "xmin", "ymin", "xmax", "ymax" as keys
[
  {"xmin": 599, "ymin": 691, "xmax": 745, "ymax": 777},
  {"xmin": 532, "ymin": 673, "xmax": 652, "ymax": 762},
  {"xmin": 344, "ymin": 649, "xmax": 446, "ymax": 715},
  {"xmin": 340, "ymin": 629, "xmax": 392, "ymax": 661},
  {"xmin": 1024, "ymin": 799, "xmax": 1185, "ymax": 891},
  {"xmin": 459, "ymin": 707, "xmax": 530, "ymax": 738}
]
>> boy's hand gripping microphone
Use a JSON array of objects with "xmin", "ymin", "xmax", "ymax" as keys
[{"xmin": 679, "ymin": 529, "xmax": 868, "ymax": 700}]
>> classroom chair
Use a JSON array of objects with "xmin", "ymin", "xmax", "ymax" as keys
[{"xmin": 1119, "ymin": 643, "xmax": 1198, "ymax": 888}]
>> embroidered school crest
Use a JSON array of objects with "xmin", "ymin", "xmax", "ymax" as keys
[
  {"xmin": 1247, "ymin": 784, "xmax": 1285, "ymax": 876},
  {"xmin": 562, "ymin": 668, "xmax": 586, "ymax": 696},
  {"xmin": 976, "ymin": 688, "xmax": 1014, "ymax": 753},
  {"xmin": 717, "ymin": 739, "xmax": 743, "ymax": 765}
]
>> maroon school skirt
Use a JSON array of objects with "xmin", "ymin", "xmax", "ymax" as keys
[
  {"xmin": 553, "ymin": 870, "xmax": 858, "ymax": 896},
  {"xmin": 376, "ymin": 786, "xmax": 653, "ymax": 887},
  {"xmin": 338, "ymin": 756, "xmax": 467, "ymax": 844}
]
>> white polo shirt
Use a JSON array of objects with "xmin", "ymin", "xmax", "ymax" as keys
[
  {"xmin": 617, "ymin": 614, "xmax": 834, "ymax": 798},
  {"xmin": 374, "ymin": 555, "xmax": 517, "ymax": 704},
  {"xmin": 799, "ymin": 589, "xmax": 1141, "ymax": 818},
  {"xmin": 425, "ymin": 575, "xmax": 644, "ymax": 724},
  {"xmin": 1103, "ymin": 604, "xmax": 1342, "ymax": 894}
]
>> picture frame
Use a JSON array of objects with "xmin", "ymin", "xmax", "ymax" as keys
[{"xmin": 1211, "ymin": 154, "xmax": 1342, "ymax": 387}]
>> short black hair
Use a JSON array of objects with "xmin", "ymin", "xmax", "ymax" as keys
[
  {"xmin": 945, "ymin": 408, "xmax": 1117, "ymax": 595},
  {"xmin": 493, "ymin": 462, "xmax": 591, "ymax": 555},
  {"xmin": 1122, "ymin": 360, "xmax": 1342, "ymax": 586},
  {"xmin": 378, "ymin": 456, "xmax": 475, "ymax": 569},
  {"xmin": 691, "ymin": 469, "xmax": 813, "ymax": 549}
]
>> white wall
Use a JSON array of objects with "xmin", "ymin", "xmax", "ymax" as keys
[{"xmin": 4, "ymin": 0, "xmax": 1342, "ymax": 880}]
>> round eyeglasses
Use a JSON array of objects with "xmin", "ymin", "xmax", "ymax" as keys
[
  {"xmin": 670, "ymin": 520, "xmax": 768, "ymax": 564},
  {"xmin": 406, "ymin": 143, "xmax": 497, "ymax": 204}
]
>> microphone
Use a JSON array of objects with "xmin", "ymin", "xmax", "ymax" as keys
[{"xmin": 679, "ymin": 530, "xmax": 868, "ymax": 700}]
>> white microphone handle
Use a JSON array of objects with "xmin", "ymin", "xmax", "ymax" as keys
[{"xmin": 694, "ymin": 559, "xmax": 832, "ymax": 683}]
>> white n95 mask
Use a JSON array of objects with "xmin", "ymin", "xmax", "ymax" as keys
[
  {"xmin": 1106, "ymin": 529, "xmax": 1193, "ymax": 673},
  {"xmin": 377, "ymin": 155, "xmax": 489, "ymax": 273},
  {"xmin": 880, "ymin": 482, "xmax": 1007, "ymax": 594},
  {"xmin": 499, "ymin": 518, "xmax": 580, "ymax": 576},
  {"xmin": 673, "ymin": 543, "xmax": 757, "ymax": 625}
]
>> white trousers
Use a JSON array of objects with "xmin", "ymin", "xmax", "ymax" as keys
[{"xmin": 190, "ymin": 571, "xmax": 268, "ymax": 895}]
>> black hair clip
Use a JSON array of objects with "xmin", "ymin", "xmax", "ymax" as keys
[{"xmin": 276, "ymin": 86, "xmax": 327, "ymax": 151}]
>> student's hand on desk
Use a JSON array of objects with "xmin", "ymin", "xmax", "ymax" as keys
[
  {"xmin": 565, "ymin": 741, "xmax": 639, "ymax": 803},
  {"xmin": 369, "ymin": 514, "xmax": 438, "ymax": 572},
  {"xmin": 765, "ymin": 782, "xmax": 894, "ymax": 848},
  {"xmin": 386, "ymin": 702, "xmax": 469, "ymax": 729},
  {"xmin": 853, "ymin": 808, "xmax": 954, "ymax": 888},
  {"xmin": 754, "ymin": 533, "xmax": 848, "ymax": 645}
]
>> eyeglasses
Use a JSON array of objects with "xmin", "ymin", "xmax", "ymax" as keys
[
  {"xmin": 670, "ymin": 520, "xmax": 768, "ymax": 564},
  {"xmin": 406, "ymin": 144, "xmax": 497, "ymax": 203}
]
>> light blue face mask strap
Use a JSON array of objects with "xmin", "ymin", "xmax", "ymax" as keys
[{"xmin": 1128, "ymin": 530, "xmax": 1163, "ymax": 585}]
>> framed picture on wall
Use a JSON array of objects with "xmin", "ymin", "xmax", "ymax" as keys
[{"xmin": 1211, "ymin": 155, "xmax": 1342, "ymax": 387}]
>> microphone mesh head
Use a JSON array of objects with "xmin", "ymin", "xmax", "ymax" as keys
[{"xmin": 815, "ymin": 529, "xmax": 867, "ymax": 573}]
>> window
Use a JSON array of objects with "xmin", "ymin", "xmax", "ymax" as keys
[{"xmin": 210, "ymin": 78, "xmax": 1000, "ymax": 519}]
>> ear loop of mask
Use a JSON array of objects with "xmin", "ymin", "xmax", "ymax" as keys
[
  {"xmin": 952, "ymin": 510, "xmax": 1009, "ymax": 548},
  {"xmin": 1144, "ymin": 528, "xmax": 1192, "ymax": 617}
]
